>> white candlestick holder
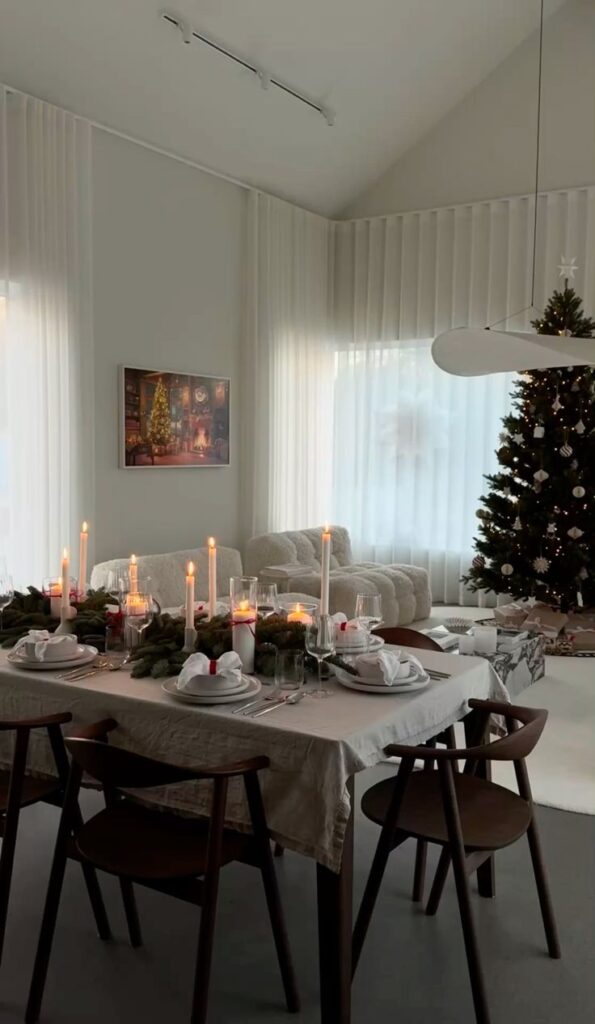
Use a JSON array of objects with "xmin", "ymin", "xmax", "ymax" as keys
[
  {"xmin": 183, "ymin": 625, "xmax": 197, "ymax": 653},
  {"xmin": 54, "ymin": 608, "xmax": 76, "ymax": 635}
]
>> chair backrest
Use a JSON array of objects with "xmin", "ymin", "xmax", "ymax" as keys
[
  {"xmin": 65, "ymin": 735, "xmax": 269, "ymax": 790},
  {"xmin": 90, "ymin": 546, "xmax": 243, "ymax": 606},
  {"xmin": 373, "ymin": 626, "xmax": 442, "ymax": 652},
  {"xmin": 386, "ymin": 700, "xmax": 548, "ymax": 764}
]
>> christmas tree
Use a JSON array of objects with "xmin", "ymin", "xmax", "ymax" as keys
[
  {"xmin": 148, "ymin": 379, "xmax": 172, "ymax": 448},
  {"xmin": 463, "ymin": 266, "xmax": 595, "ymax": 612}
]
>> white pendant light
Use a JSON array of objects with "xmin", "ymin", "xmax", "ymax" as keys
[
  {"xmin": 432, "ymin": 328, "xmax": 595, "ymax": 377},
  {"xmin": 432, "ymin": 1, "xmax": 593, "ymax": 377}
]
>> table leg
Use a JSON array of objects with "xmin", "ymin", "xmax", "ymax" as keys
[{"xmin": 316, "ymin": 776, "xmax": 354, "ymax": 1024}]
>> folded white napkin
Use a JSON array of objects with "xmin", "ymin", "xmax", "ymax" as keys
[
  {"xmin": 14, "ymin": 630, "xmax": 78, "ymax": 662},
  {"xmin": 353, "ymin": 649, "xmax": 424, "ymax": 686},
  {"xmin": 177, "ymin": 651, "xmax": 243, "ymax": 694},
  {"xmin": 332, "ymin": 612, "xmax": 368, "ymax": 647}
]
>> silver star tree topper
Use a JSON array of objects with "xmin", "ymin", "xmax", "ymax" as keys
[{"xmin": 558, "ymin": 255, "xmax": 578, "ymax": 279}]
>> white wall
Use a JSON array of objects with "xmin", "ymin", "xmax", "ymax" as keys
[
  {"xmin": 342, "ymin": 0, "xmax": 595, "ymax": 219},
  {"xmin": 92, "ymin": 130, "xmax": 245, "ymax": 564}
]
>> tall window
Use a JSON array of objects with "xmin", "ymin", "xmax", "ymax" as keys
[
  {"xmin": 0, "ymin": 88, "xmax": 93, "ymax": 588},
  {"xmin": 332, "ymin": 339, "xmax": 512, "ymax": 604}
]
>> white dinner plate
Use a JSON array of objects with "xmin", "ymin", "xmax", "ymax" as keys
[
  {"xmin": 334, "ymin": 634, "xmax": 385, "ymax": 656},
  {"xmin": 162, "ymin": 675, "xmax": 261, "ymax": 705},
  {"xmin": 334, "ymin": 668, "xmax": 429, "ymax": 694},
  {"xmin": 7, "ymin": 645, "xmax": 98, "ymax": 672},
  {"xmin": 172, "ymin": 675, "xmax": 250, "ymax": 699}
]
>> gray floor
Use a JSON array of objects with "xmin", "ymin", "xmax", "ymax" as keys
[{"xmin": 1, "ymin": 766, "xmax": 593, "ymax": 1024}]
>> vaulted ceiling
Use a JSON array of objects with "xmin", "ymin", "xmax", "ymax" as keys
[{"xmin": 0, "ymin": 0, "xmax": 563, "ymax": 215}]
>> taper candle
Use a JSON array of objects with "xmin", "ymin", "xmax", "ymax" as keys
[
  {"xmin": 79, "ymin": 522, "xmax": 88, "ymax": 600},
  {"xmin": 61, "ymin": 549, "xmax": 70, "ymax": 615},
  {"xmin": 208, "ymin": 537, "xmax": 217, "ymax": 619},
  {"xmin": 320, "ymin": 524, "xmax": 332, "ymax": 615},
  {"xmin": 185, "ymin": 561, "xmax": 195, "ymax": 629},
  {"xmin": 129, "ymin": 554, "xmax": 138, "ymax": 594}
]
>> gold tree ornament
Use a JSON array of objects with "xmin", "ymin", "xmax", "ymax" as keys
[{"xmin": 533, "ymin": 556, "xmax": 550, "ymax": 574}]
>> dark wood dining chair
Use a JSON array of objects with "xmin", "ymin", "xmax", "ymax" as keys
[
  {"xmin": 373, "ymin": 623, "xmax": 454, "ymax": 903},
  {"xmin": 372, "ymin": 625, "xmax": 443, "ymax": 652},
  {"xmin": 0, "ymin": 713, "xmax": 112, "ymax": 971},
  {"xmin": 26, "ymin": 719, "xmax": 299, "ymax": 1024},
  {"xmin": 352, "ymin": 699, "xmax": 560, "ymax": 1024}
]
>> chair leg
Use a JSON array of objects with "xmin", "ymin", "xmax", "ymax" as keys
[
  {"xmin": 439, "ymin": 761, "xmax": 491, "ymax": 1024},
  {"xmin": 26, "ymin": 764, "xmax": 84, "ymax": 1024},
  {"xmin": 353, "ymin": 757, "xmax": 415, "ymax": 976},
  {"xmin": 512, "ymin": 759, "xmax": 561, "ymax": 960},
  {"xmin": 426, "ymin": 848, "xmax": 451, "ymax": 916},
  {"xmin": 245, "ymin": 774, "xmax": 299, "ymax": 1013},
  {"xmin": 412, "ymin": 840, "xmax": 427, "ymax": 902},
  {"xmin": 120, "ymin": 878, "xmax": 143, "ymax": 948},
  {"xmin": 191, "ymin": 778, "xmax": 227, "ymax": 1024},
  {"xmin": 80, "ymin": 862, "xmax": 112, "ymax": 941},
  {"xmin": 0, "ymin": 728, "xmax": 29, "ymax": 967},
  {"xmin": 526, "ymin": 820, "xmax": 561, "ymax": 958}
]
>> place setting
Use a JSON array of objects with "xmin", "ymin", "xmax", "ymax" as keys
[{"xmin": 332, "ymin": 647, "xmax": 430, "ymax": 695}]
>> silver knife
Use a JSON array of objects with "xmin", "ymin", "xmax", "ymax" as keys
[{"xmin": 250, "ymin": 696, "xmax": 292, "ymax": 718}]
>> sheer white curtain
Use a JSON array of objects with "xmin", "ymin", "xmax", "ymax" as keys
[
  {"xmin": 241, "ymin": 191, "xmax": 334, "ymax": 539},
  {"xmin": 0, "ymin": 87, "xmax": 93, "ymax": 588},
  {"xmin": 333, "ymin": 188, "xmax": 595, "ymax": 604}
]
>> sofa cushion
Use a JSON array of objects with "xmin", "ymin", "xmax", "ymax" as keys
[
  {"xmin": 272, "ymin": 563, "xmax": 431, "ymax": 627},
  {"xmin": 90, "ymin": 547, "xmax": 243, "ymax": 608},
  {"xmin": 245, "ymin": 526, "xmax": 353, "ymax": 577}
]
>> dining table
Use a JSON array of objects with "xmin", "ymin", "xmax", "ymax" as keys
[{"xmin": 0, "ymin": 645, "xmax": 508, "ymax": 1023}]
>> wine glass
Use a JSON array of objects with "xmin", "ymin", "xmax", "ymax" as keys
[
  {"xmin": 305, "ymin": 613, "xmax": 336, "ymax": 698},
  {"xmin": 0, "ymin": 569, "xmax": 14, "ymax": 635},
  {"xmin": 257, "ymin": 583, "xmax": 279, "ymax": 618},
  {"xmin": 354, "ymin": 593, "xmax": 383, "ymax": 649}
]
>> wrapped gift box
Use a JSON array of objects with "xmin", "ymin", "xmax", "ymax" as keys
[{"xmin": 459, "ymin": 631, "xmax": 545, "ymax": 699}]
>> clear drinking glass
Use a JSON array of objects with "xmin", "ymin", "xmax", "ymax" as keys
[
  {"xmin": 123, "ymin": 592, "xmax": 153, "ymax": 654},
  {"xmin": 0, "ymin": 569, "xmax": 14, "ymax": 635},
  {"xmin": 305, "ymin": 613, "xmax": 336, "ymax": 698},
  {"xmin": 257, "ymin": 583, "xmax": 280, "ymax": 618},
  {"xmin": 275, "ymin": 649, "xmax": 305, "ymax": 690},
  {"xmin": 354, "ymin": 593, "xmax": 383, "ymax": 648}
]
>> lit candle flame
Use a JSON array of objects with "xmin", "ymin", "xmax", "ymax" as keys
[
  {"xmin": 323, "ymin": 523, "xmax": 331, "ymax": 534},
  {"xmin": 81, "ymin": 521, "xmax": 88, "ymax": 533},
  {"xmin": 295, "ymin": 602, "xmax": 302, "ymax": 612},
  {"xmin": 208, "ymin": 536, "xmax": 215, "ymax": 548},
  {"xmin": 130, "ymin": 553, "xmax": 137, "ymax": 565},
  {"xmin": 239, "ymin": 599, "xmax": 249, "ymax": 611},
  {"xmin": 187, "ymin": 561, "xmax": 195, "ymax": 576},
  {"xmin": 62, "ymin": 548, "xmax": 68, "ymax": 560}
]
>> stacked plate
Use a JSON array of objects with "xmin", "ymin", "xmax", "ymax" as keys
[
  {"xmin": 334, "ymin": 633, "xmax": 385, "ymax": 657},
  {"xmin": 8, "ymin": 644, "xmax": 98, "ymax": 672},
  {"xmin": 162, "ymin": 675, "xmax": 261, "ymax": 705},
  {"xmin": 333, "ymin": 657, "xmax": 429, "ymax": 695}
]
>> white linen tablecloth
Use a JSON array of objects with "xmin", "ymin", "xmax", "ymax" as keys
[{"xmin": 0, "ymin": 649, "xmax": 507, "ymax": 872}]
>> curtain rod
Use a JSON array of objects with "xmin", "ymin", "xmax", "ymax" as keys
[{"xmin": 0, "ymin": 80, "xmax": 326, "ymax": 219}]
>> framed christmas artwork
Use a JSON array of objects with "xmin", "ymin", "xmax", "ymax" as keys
[{"xmin": 119, "ymin": 366, "xmax": 230, "ymax": 468}]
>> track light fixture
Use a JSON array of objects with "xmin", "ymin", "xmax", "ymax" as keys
[{"xmin": 160, "ymin": 9, "xmax": 335, "ymax": 126}]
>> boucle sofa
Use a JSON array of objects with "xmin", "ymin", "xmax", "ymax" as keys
[
  {"xmin": 244, "ymin": 526, "xmax": 431, "ymax": 627},
  {"xmin": 90, "ymin": 546, "xmax": 242, "ymax": 609}
]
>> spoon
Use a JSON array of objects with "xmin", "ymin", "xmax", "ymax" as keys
[{"xmin": 250, "ymin": 691, "xmax": 306, "ymax": 718}]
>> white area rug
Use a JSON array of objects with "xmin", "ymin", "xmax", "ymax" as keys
[
  {"xmin": 420, "ymin": 607, "xmax": 595, "ymax": 816},
  {"xmin": 491, "ymin": 660, "xmax": 595, "ymax": 816}
]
